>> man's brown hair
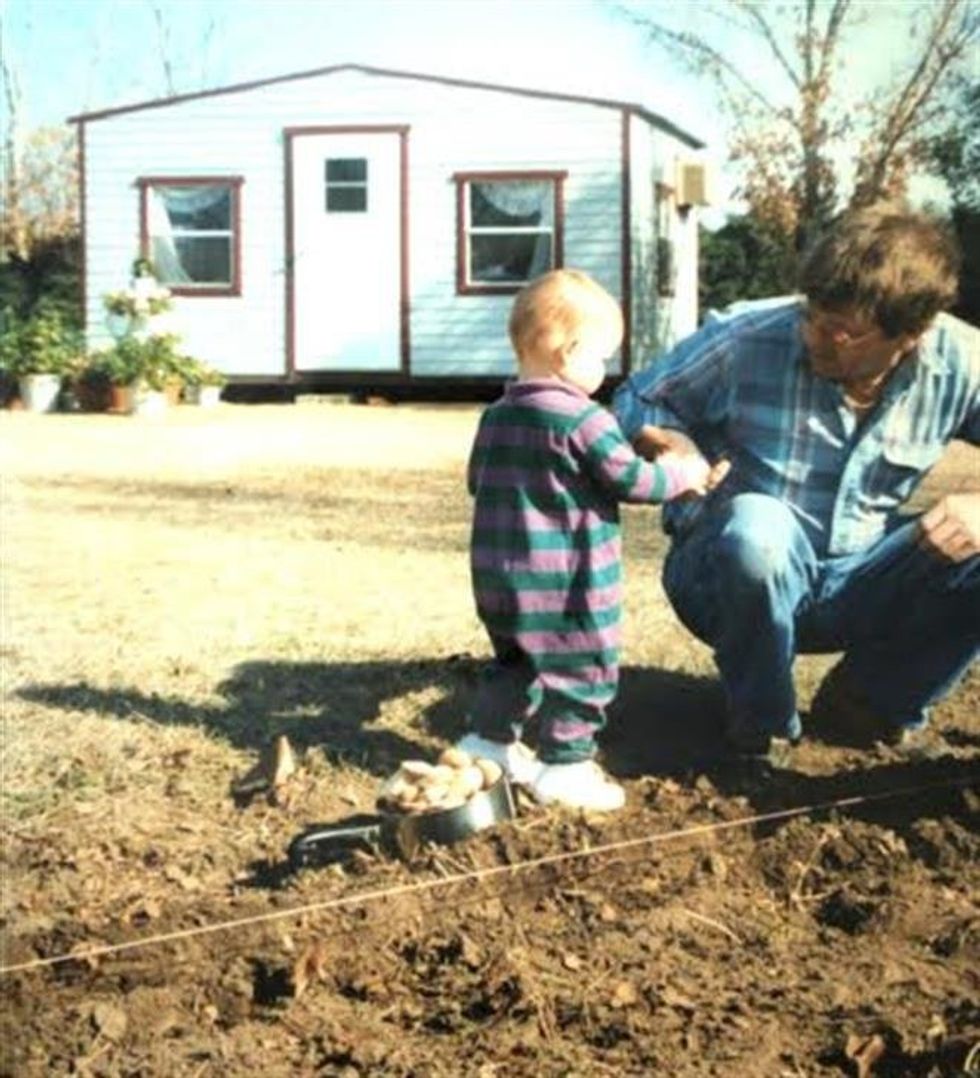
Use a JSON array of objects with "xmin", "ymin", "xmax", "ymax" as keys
[{"xmin": 799, "ymin": 202, "xmax": 960, "ymax": 338}]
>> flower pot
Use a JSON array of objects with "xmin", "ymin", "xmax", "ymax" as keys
[
  {"xmin": 105, "ymin": 312, "xmax": 132, "ymax": 340},
  {"xmin": 185, "ymin": 384, "xmax": 223, "ymax": 408},
  {"xmin": 109, "ymin": 384, "xmax": 130, "ymax": 413},
  {"xmin": 74, "ymin": 379, "xmax": 113, "ymax": 413},
  {"xmin": 119, "ymin": 384, "xmax": 168, "ymax": 417},
  {"xmin": 18, "ymin": 373, "xmax": 63, "ymax": 413}
]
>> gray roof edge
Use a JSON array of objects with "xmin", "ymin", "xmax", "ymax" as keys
[{"xmin": 68, "ymin": 62, "xmax": 705, "ymax": 149}]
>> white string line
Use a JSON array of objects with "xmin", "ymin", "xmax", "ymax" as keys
[{"xmin": 1, "ymin": 775, "xmax": 974, "ymax": 977}]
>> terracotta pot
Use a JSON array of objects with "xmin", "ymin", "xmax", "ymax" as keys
[
  {"xmin": 74, "ymin": 380, "xmax": 113, "ymax": 413},
  {"xmin": 109, "ymin": 384, "xmax": 130, "ymax": 413}
]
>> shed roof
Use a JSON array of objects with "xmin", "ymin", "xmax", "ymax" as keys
[{"xmin": 68, "ymin": 61, "xmax": 705, "ymax": 149}]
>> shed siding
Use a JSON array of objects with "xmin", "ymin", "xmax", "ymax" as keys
[
  {"xmin": 628, "ymin": 115, "xmax": 658, "ymax": 370},
  {"xmin": 82, "ymin": 68, "xmax": 692, "ymax": 380}
]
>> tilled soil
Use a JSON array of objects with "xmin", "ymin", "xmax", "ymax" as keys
[
  {"xmin": 3, "ymin": 685, "xmax": 978, "ymax": 1078},
  {"xmin": 1, "ymin": 409, "xmax": 977, "ymax": 1077}
]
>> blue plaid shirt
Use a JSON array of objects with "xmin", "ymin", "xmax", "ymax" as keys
[{"xmin": 613, "ymin": 297, "xmax": 980, "ymax": 556}]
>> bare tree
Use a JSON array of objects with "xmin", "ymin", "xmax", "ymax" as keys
[
  {"xmin": 618, "ymin": 0, "xmax": 980, "ymax": 249},
  {"xmin": 1, "ymin": 12, "xmax": 27, "ymax": 260},
  {"xmin": 0, "ymin": 125, "xmax": 79, "ymax": 261},
  {"xmin": 149, "ymin": 1, "xmax": 178, "ymax": 96},
  {"xmin": 147, "ymin": 0, "xmax": 219, "ymax": 98}
]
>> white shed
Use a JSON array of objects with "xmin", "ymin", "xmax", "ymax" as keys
[{"xmin": 71, "ymin": 63, "xmax": 709, "ymax": 391}]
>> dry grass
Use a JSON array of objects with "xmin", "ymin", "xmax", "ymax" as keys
[
  {"xmin": 1, "ymin": 400, "xmax": 978, "ymax": 1078},
  {"xmin": 0, "ymin": 401, "xmax": 975, "ymax": 903}
]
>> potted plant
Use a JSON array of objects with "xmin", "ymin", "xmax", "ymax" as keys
[
  {"xmin": 0, "ymin": 307, "xmax": 81, "ymax": 413},
  {"xmin": 94, "ymin": 333, "xmax": 185, "ymax": 416},
  {"xmin": 182, "ymin": 358, "xmax": 227, "ymax": 407},
  {"xmin": 103, "ymin": 262, "xmax": 172, "ymax": 341},
  {"xmin": 68, "ymin": 354, "xmax": 116, "ymax": 412}
]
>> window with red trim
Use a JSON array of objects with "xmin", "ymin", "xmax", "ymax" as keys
[
  {"xmin": 454, "ymin": 171, "xmax": 565, "ymax": 295},
  {"xmin": 139, "ymin": 177, "xmax": 243, "ymax": 295}
]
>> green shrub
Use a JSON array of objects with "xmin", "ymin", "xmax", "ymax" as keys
[
  {"xmin": 0, "ymin": 305, "xmax": 82, "ymax": 377},
  {"xmin": 87, "ymin": 333, "xmax": 198, "ymax": 390}
]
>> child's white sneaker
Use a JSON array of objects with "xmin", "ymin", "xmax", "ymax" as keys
[
  {"xmin": 528, "ymin": 760, "xmax": 625, "ymax": 812},
  {"xmin": 454, "ymin": 733, "xmax": 541, "ymax": 786}
]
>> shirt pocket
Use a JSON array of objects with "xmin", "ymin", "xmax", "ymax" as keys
[{"xmin": 862, "ymin": 437, "xmax": 945, "ymax": 509}]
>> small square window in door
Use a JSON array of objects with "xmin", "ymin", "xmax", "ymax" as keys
[{"xmin": 325, "ymin": 158, "xmax": 368, "ymax": 213}]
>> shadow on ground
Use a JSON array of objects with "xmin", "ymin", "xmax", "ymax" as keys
[
  {"xmin": 18, "ymin": 658, "xmax": 979, "ymax": 887},
  {"xmin": 19, "ymin": 659, "xmax": 978, "ymax": 827},
  {"xmin": 19, "ymin": 658, "xmax": 727, "ymax": 778}
]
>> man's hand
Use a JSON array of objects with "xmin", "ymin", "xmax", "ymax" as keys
[
  {"xmin": 633, "ymin": 424, "xmax": 730, "ymax": 496},
  {"xmin": 919, "ymin": 493, "xmax": 980, "ymax": 562},
  {"xmin": 632, "ymin": 424, "xmax": 701, "ymax": 461}
]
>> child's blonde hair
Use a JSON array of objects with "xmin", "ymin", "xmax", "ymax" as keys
[{"xmin": 508, "ymin": 269, "xmax": 623, "ymax": 369}]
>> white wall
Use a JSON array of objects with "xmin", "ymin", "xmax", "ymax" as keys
[
  {"xmin": 627, "ymin": 122, "xmax": 702, "ymax": 371},
  {"xmin": 82, "ymin": 69, "xmax": 694, "ymax": 378}
]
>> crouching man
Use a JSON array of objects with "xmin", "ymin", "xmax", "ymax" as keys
[{"xmin": 613, "ymin": 202, "xmax": 979, "ymax": 770}]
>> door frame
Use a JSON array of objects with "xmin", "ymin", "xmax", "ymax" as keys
[{"xmin": 283, "ymin": 124, "xmax": 410, "ymax": 378}]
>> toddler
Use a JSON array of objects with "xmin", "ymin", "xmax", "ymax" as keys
[{"xmin": 457, "ymin": 269, "xmax": 723, "ymax": 811}]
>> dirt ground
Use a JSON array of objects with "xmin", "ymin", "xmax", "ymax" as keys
[{"xmin": 1, "ymin": 400, "xmax": 978, "ymax": 1078}]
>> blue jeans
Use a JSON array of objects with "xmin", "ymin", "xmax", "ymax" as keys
[{"xmin": 662, "ymin": 493, "xmax": 980, "ymax": 746}]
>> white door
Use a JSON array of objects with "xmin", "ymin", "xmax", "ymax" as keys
[{"xmin": 291, "ymin": 132, "xmax": 402, "ymax": 371}]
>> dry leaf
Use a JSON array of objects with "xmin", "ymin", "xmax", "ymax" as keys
[
  {"xmin": 660, "ymin": 985, "xmax": 697, "ymax": 1011},
  {"xmin": 269, "ymin": 779, "xmax": 299, "ymax": 809},
  {"xmin": 121, "ymin": 896, "xmax": 161, "ymax": 925},
  {"xmin": 458, "ymin": 932, "xmax": 483, "ymax": 970},
  {"xmin": 926, "ymin": 1014, "xmax": 947, "ymax": 1044},
  {"xmin": 68, "ymin": 941, "xmax": 104, "ymax": 971},
  {"xmin": 845, "ymin": 1033, "xmax": 887, "ymax": 1078},
  {"xmin": 292, "ymin": 941, "xmax": 330, "ymax": 999},
  {"xmin": 163, "ymin": 864, "xmax": 202, "ymax": 891},
  {"xmin": 269, "ymin": 735, "xmax": 297, "ymax": 787},
  {"xmin": 232, "ymin": 735, "xmax": 299, "ymax": 800},
  {"xmin": 92, "ymin": 1001, "xmax": 128, "ymax": 1041},
  {"xmin": 610, "ymin": 981, "xmax": 639, "ymax": 1009}
]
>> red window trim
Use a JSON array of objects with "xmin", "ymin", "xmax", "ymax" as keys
[
  {"xmin": 453, "ymin": 170, "xmax": 566, "ymax": 297},
  {"xmin": 138, "ymin": 175, "xmax": 244, "ymax": 297}
]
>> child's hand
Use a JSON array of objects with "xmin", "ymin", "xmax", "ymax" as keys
[
  {"xmin": 635, "ymin": 425, "xmax": 730, "ymax": 499},
  {"xmin": 658, "ymin": 452, "xmax": 730, "ymax": 499},
  {"xmin": 703, "ymin": 457, "xmax": 731, "ymax": 493}
]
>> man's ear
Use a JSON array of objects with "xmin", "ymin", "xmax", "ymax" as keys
[{"xmin": 899, "ymin": 331, "xmax": 925, "ymax": 356}]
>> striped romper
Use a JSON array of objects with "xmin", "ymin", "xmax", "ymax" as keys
[{"xmin": 467, "ymin": 379, "xmax": 683, "ymax": 764}]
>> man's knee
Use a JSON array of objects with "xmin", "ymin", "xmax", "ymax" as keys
[{"xmin": 716, "ymin": 494, "xmax": 804, "ymax": 586}]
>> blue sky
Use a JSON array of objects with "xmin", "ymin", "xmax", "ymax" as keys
[
  {"xmin": 2, "ymin": 0, "xmax": 970, "ymax": 214},
  {"xmin": 5, "ymin": 0, "xmax": 712, "ymax": 129}
]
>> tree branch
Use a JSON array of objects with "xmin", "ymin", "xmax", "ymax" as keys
[
  {"xmin": 816, "ymin": 0, "xmax": 853, "ymax": 85},
  {"xmin": 733, "ymin": 0, "xmax": 801, "ymax": 89},
  {"xmin": 858, "ymin": 0, "xmax": 978, "ymax": 196},
  {"xmin": 148, "ymin": 1, "xmax": 177, "ymax": 96},
  {"xmin": 620, "ymin": 8, "xmax": 783, "ymax": 117}
]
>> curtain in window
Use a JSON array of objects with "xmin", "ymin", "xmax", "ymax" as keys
[
  {"xmin": 148, "ymin": 185, "xmax": 232, "ymax": 284},
  {"xmin": 470, "ymin": 180, "xmax": 554, "ymax": 282},
  {"xmin": 148, "ymin": 191, "xmax": 190, "ymax": 283},
  {"xmin": 471, "ymin": 181, "xmax": 552, "ymax": 227}
]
